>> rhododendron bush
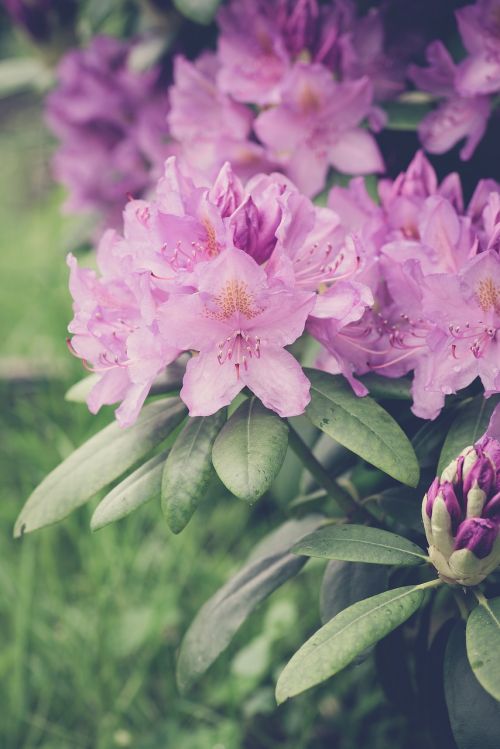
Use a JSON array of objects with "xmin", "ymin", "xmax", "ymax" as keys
[{"xmin": 10, "ymin": 0, "xmax": 500, "ymax": 745}]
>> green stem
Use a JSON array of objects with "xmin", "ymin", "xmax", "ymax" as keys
[
  {"xmin": 416, "ymin": 578, "xmax": 443, "ymax": 592},
  {"xmin": 287, "ymin": 425, "xmax": 363, "ymax": 517}
]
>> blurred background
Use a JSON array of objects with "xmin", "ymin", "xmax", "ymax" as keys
[{"xmin": 1, "ymin": 2, "xmax": 499, "ymax": 748}]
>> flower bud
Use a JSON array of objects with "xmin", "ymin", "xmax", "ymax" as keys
[{"xmin": 422, "ymin": 406, "xmax": 500, "ymax": 586}]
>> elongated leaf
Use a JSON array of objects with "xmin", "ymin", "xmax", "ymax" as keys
[
  {"xmin": 91, "ymin": 450, "xmax": 169, "ymax": 531},
  {"xmin": 276, "ymin": 585, "xmax": 425, "ymax": 703},
  {"xmin": 358, "ymin": 374, "xmax": 412, "ymax": 400},
  {"xmin": 375, "ymin": 627, "xmax": 416, "ymax": 715},
  {"xmin": 162, "ymin": 410, "xmax": 227, "ymax": 533},
  {"xmin": 466, "ymin": 597, "xmax": 500, "ymax": 701},
  {"xmin": 412, "ymin": 413, "xmax": 454, "ymax": 469},
  {"xmin": 176, "ymin": 516, "xmax": 322, "ymax": 692},
  {"xmin": 438, "ymin": 395, "xmax": 500, "ymax": 474},
  {"xmin": 14, "ymin": 398, "xmax": 186, "ymax": 536},
  {"xmin": 445, "ymin": 622, "xmax": 500, "ymax": 749},
  {"xmin": 212, "ymin": 398, "xmax": 289, "ymax": 503},
  {"xmin": 364, "ymin": 487, "xmax": 423, "ymax": 533},
  {"xmin": 305, "ymin": 369, "xmax": 419, "ymax": 487},
  {"xmin": 172, "ymin": 0, "xmax": 221, "ymax": 24},
  {"xmin": 320, "ymin": 560, "xmax": 387, "ymax": 624},
  {"xmin": 383, "ymin": 100, "xmax": 433, "ymax": 131},
  {"xmin": 293, "ymin": 524, "xmax": 427, "ymax": 566},
  {"xmin": 65, "ymin": 374, "xmax": 100, "ymax": 403}
]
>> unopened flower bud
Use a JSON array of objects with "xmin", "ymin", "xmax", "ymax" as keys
[{"xmin": 422, "ymin": 406, "xmax": 500, "ymax": 586}]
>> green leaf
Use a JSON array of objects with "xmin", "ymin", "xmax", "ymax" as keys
[
  {"xmin": 445, "ymin": 622, "xmax": 500, "ymax": 749},
  {"xmin": 304, "ymin": 369, "xmax": 420, "ymax": 487},
  {"xmin": 358, "ymin": 373, "xmax": 412, "ymax": 400},
  {"xmin": 90, "ymin": 449, "xmax": 169, "ymax": 531},
  {"xmin": 162, "ymin": 410, "xmax": 227, "ymax": 533},
  {"xmin": 176, "ymin": 516, "xmax": 322, "ymax": 692},
  {"xmin": 172, "ymin": 0, "xmax": 221, "ymax": 24},
  {"xmin": 212, "ymin": 398, "xmax": 289, "ymax": 503},
  {"xmin": 292, "ymin": 524, "xmax": 427, "ymax": 566},
  {"xmin": 412, "ymin": 413, "xmax": 454, "ymax": 469},
  {"xmin": 320, "ymin": 560, "xmax": 387, "ymax": 624},
  {"xmin": 14, "ymin": 398, "xmax": 186, "ymax": 536},
  {"xmin": 383, "ymin": 100, "xmax": 433, "ymax": 131},
  {"xmin": 276, "ymin": 584, "xmax": 426, "ymax": 703},
  {"xmin": 438, "ymin": 394, "xmax": 500, "ymax": 474},
  {"xmin": 466, "ymin": 596, "xmax": 500, "ymax": 701},
  {"xmin": 65, "ymin": 374, "xmax": 100, "ymax": 403},
  {"xmin": 0, "ymin": 58, "xmax": 53, "ymax": 98},
  {"xmin": 364, "ymin": 487, "xmax": 423, "ymax": 533}
]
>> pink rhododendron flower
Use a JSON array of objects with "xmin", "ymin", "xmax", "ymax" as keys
[
  {"xmin": 216, "ymin": 0, "xmax": 345, "ymax": 106},
  {"xmin": 255, "ymin": 64, "xmax": 384, "ymax": 195},
  {"xmin": 418, "ymin": 251, "xmax": 500, "ymax": 411},
  {"xmin": 409, "ymin": 41, "xmax": 490, "ymax": 160},
  {"xmin": 455, "ymin": 0, "xmax": 500, "ymax": 96},
  {"xmin": 159, "ymin": 249, "xmax": 315, "ymax": 416},
  {"xmin": 46, "ymin": 36, "xmax": 173, "ymax": 229},
  {"xmin": 67, "ymin": 237, "xmax": 180, "ymax": 428},
  {"xmin": 168, "ymin": 54, "xmax": 273, "ymax": 182}
]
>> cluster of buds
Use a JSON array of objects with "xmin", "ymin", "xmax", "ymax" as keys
[{"xmin": 422, "ymin": 408, "xmax": 500, "ymax": 586}]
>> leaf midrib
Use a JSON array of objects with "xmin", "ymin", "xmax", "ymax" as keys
[
  {"xmin": 309, "ymin": 382, "xmax": 410, "ymax": 465},
  {"xmin": 298, "ymin": 534, "xmax": 426, "ymax": 560},
  {"xmin": 286, "ymin": 586, "xmax": 421, "ymax": 668}
]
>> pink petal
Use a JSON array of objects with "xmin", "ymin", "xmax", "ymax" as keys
[
  {"xmin": 329, "ymin": 129, "xmax": 384, "ymax": 175},
  {"xmin": 241, "ymin": 346, "xmax": 310, "ymax": 417},
  {"xmin": 180, "ymin": 352, "xmax": 244, "ymax": 416}
]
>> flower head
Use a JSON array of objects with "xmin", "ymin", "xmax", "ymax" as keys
[{"xmin": 46, "ymin": 36, "xmax": 172, "ymax": 229}]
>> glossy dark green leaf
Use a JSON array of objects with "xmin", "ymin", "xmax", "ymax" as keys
[
  {"xmin": 162, "ymin": 410, "xmax": 227, "ymax": 534},
  {"xmin": 91, "ymin": 450, "xmax": 169, "ymax": 531},
  {"xmin": 305, "ymin": 369, "xmax": 419, "ymax": 487},
  {"xmin": 466, "ymin": 596, "xmax": 500, "ymax": 701},
  {"xmin": 445, "ymin": 622, "xmax": 500, "ymax": 749},
  {"xmin": 293, "ymin": 524, "xmax": 427, "ymax": 565},
  {"xmin": 438, "ymin": 394, "xmax": 500, "ymax": 474},
  {"xmin": 212, "ymin": 398, "xmax": 289, "ymax": 503},
  {"xmin": 320, "ymin": 560, "xmax": 387, "ymax": 624},
  {"xmin": 14, "ymin": 398, "xmax": 186, "ymax": 536},
  {"xmin": 276, "ymin": 585, "xmax": 426, "ymax": 703},
  {"xmin": 176, "ymin": 516, "xmax": 322, "ymax": 692}
]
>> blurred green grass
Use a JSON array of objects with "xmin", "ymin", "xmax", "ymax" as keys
[{"xmin": 0, "ymin": 95, "xmax": 409, "ymax": 749}]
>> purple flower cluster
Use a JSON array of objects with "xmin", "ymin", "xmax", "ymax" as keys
[
  {"xmin": 410, "ymin": 0, "xmax": 500, "ymax": 159},
  {"xmin": 67, "ymin": 157, "xmax": 372, "ymax": 425},
  {"xmin": 323, "ymin": 150, "xmax": 500, "ymax": 419},
  {"xmin": 66, "ymin": 150, "xmax": 500, "ymax": 427},
  {"xmin": 46, "ymin": 36, "xmax": 174, "ymax": 229},
  {"xmin": 168, "ymin": 0, "xmax": 396, "ymax": 196}
]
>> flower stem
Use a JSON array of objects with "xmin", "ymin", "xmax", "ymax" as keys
[{"xmin": 287, "ymin": 424, "xmax": 364, "ymax": 518}]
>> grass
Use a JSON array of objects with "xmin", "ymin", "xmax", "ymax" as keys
[{"xmin": 0, "ymin": 95, "xmax": 411, "ymax": 749}]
